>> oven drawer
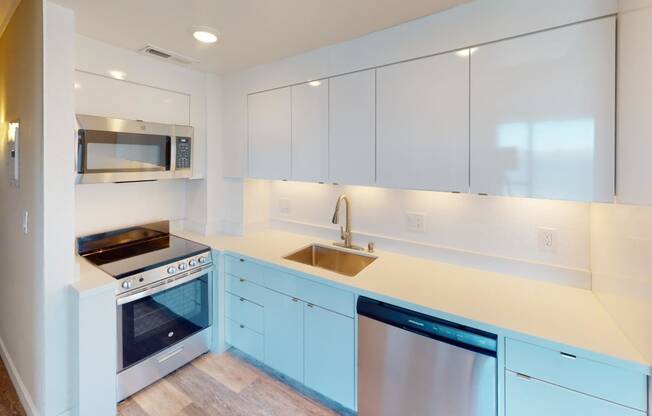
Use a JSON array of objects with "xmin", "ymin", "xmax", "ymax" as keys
[
  {"xmin": 226, "ymin": 318, "xmax": 264, "ymax": 361},
  {"xmin": 506, "ymin": 339, "xmax": 647, "ymax": 411},
  {"xmin": 225, "ymin": 293, "xmax": 264, "ymax": 334},
  {"xmin": 225, "ymin": 274, "xmax": 267, "ymax": 305}
]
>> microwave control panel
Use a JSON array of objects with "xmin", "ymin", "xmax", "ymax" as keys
[{"xmin": 176, "ymin": 137, "xmax": 192, "ymax": 169}]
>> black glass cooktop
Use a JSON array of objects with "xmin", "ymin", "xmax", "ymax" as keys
[{"xmin": 78, "ymin": 222, "xmax": 210, "ymax": 279}]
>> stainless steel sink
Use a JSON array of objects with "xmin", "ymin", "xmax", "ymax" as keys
[{"xmin": 283, "ymin": 244, "xmax": 377, "ymax": 277}]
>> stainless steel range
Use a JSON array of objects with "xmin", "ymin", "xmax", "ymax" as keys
[{"xmin": 78, "ymin": 221, "xmax": 214, "ymax": 401}]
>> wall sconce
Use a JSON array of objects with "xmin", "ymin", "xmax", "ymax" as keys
[{"xmin": 7, "ymin": 120, "xmax": 19, "ymax": 187}]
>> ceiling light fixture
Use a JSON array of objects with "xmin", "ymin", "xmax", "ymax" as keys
[{"xmin": 192, "ymin": 27, "xmax": 219, "ymax": 44}]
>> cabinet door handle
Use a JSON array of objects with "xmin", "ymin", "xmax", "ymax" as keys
[
  {"xmin": 240, "ymin": 298, "xmax": 245, "ymax": 302},
  {"xmin": 307, "ymin": 303, "xmax": 314, "ymax": 308},
  {"xmin": 239, "ymin": 278, "xmax": 245, "ymax": 282},
  {"xmin": 560, "ymin": 352, "xmax": 576, "ymax": 360},
  {"xmin": 292, "ymin": 298, "xmax": 299, "ymax": 302},
  {"xmin": 515, "ymin": 373, "xmax": 531, "ymax": 380},
  {"xmin": 240, "ymin": 324, "xmax": 245, "ymax": 329},
  {"xmin": 239, "ymin": 258, "xmax": 245, "ymax": 262}
]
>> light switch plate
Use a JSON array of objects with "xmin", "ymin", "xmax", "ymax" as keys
[{"xmin": 406, "ymin": 212, "xmax": 425, "ymax": 233}]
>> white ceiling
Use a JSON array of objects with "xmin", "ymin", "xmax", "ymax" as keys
[{"xmin": 50, "ymin": 0, "xmax": 469, "ymax": 74}]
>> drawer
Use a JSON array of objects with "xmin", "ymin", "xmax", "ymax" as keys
[
  {"xmin": 224, "ymin": 255, "xmax": 265, "ymax": 286},
  {"xmin": 265, "ymin": 268, "xmax": 354, "ymax": 317},
  {"xmin": 225, "ymin": 293, "xmax": 264, "ymax": 334},
  {"xmin": 225, "ymin": 273, "xmax": 267, "ymax": 305},
  {"xmin": 225, "ymin": 318, "xmax": 264, "ymax": 361},
  {"xmin": 506, "ymin": 339, "xmax": 647, "ymax": 411},
  {"xmin": 506, "ymin": 370, "xmax": 644, "ymax": 416}
]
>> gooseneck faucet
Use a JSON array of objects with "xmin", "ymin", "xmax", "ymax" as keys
[{"xmin": 332, "ymin": 194, "xmax": 362, "ymax": 250}]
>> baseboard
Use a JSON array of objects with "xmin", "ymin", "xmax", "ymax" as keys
[
  {"xmin": 0, "ymin": 335, "xmax": 39, "ymax": 416},
  {"xmin": 269, "ymin": 217, "xmax": 592, "ymax": 289}
]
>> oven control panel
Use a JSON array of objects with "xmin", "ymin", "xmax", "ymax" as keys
[
  {"xmin": 175, "ymin": 137, "xmax": 192, "ymax": 170},
  {"xmin": 117, "ymin": 251, "xmax": 212, "ymax": 295}
]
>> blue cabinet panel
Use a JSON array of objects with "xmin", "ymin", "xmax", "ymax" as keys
[
  {"xmin": 304, "ymin": 303, "xmax": 355, "ymax": 409},
  {"xmin": 263, "ymin": 289, "xmax": 304, "ymax": 382}
]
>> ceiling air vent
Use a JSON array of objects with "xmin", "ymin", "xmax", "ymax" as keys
[{"xmin": 139, "ymin": 45, "xmax": 199, "ymax": 65}]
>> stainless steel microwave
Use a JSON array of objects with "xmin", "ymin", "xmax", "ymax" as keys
[{"xmin": 76, "ymin": 114, "xmax": 193, "ymax": 184}]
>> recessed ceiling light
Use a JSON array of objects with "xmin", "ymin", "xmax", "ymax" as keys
[
  {"xmin": 192, "ymin": 27, "xmax": 218, "ymax": 44},
  {"xmin": 108, "ymin": 70, "xmax": 126, "ymax": 80},
  {"xmin": 308, "ymin": 80, "xmax": 321, "ymax": 87}
]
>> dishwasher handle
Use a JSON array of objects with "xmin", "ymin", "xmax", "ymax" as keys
[{"xmin": 357, "ymin": 296, "xmax": 497, "ymax": 356}]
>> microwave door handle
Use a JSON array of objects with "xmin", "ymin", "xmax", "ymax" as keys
[{"xmin": 116, "ymin": 265, "xmax": 212, "ymax": 306}]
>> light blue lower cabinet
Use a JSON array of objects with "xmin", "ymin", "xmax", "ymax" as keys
[
  {"xmin": 505, "ymin": 371, "xmax": 645, "ymax": 416},
  {"xmin": 263, "ymin": 289, "xmax": 304, "ymax": 382},
  {"xmin": 225, "ymin": 317, "xmax": 264, "ymax": 361},
  {"xmin": 304, "ymin": 302, "xmax": 355, "ymax": 410}
]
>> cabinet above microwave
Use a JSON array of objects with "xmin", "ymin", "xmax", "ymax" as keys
[{"xmin": 75, "ymin": 114, "xmax": 193, "ymax": 184}]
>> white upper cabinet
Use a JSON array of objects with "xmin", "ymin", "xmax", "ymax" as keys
[
  {"xmin": 470, "ymin": 17, "xmax": 616, "ymax": 202},
  {"xmin": 248, "ymin": 87, "xmax": 292, "ymax": 180},
  {"xmin": 291, "ymin": 81, "xmax": 329, "ymax": 182},
  {"xmin": 617, "ymin": 6, "xmax": 652, "ymax": 205},
  {"xmin": 74, "ymin": 71, "xmax": 190, "ymax": 125},
  {"xmin": 329, "ymin": 70, "xmax": 376, "ymax": 185},
  {"xmin": 376, "ymin": 51, "xmax": 470, "ymax": 192}
]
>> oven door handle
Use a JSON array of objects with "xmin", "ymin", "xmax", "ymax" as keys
[{"xmin": 116, "ymin": 265, "xmax": 212, "ymax": 306}]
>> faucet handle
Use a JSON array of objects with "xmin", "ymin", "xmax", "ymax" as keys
[{"xmin": 340, "ymin": 225, "xmax": 345, "ymax": 240}]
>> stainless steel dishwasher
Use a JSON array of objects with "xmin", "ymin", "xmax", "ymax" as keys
[{"xmin": 357, "ymin": 296, "xmax": 497, "ymax": 416}]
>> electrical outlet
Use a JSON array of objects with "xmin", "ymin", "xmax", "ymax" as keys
[
  {"xmin": 406, "ymin": 212, "xmax": 425, "ymax": 233},
  {"xmin": 279, "ymin": 198, "xmax": 291, "ymax": 215},
  {"xmin": 537, "ymin": 227, "xmax": 557, "ymax": 252}
]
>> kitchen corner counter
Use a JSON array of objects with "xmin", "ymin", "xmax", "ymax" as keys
[
  {"xmin": 176, "ymin": 229, "xmax": 650, "ymax": 374},
  {"xmin": 73, "ymin": 255, "xmax": 117, "ymax": 298}
]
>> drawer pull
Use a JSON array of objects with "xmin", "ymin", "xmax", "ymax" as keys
[
  {"xmin": 239, "ymin": 278, "xmax": 245, "ymax": 282},
  {"xmin": 240, "ymin": 324, "xmax": 245, "ymax": 329},
  {"xmin": 240, "ymin": 297, "xmax": 245, "ymax": 302},
  {"xmin": 158, "ymin": 346, "xmax": 184, "ymax": 364},
  {"xmin": 239, "ymin": 258, "xmax": 245, "ymax": 262},
  {"xmin": 292, "ymin": 298, "xmax": 299, "ymax": 302},
  {"xmin": 307, "ymin": 303, "xmax": 314, "ymax": 308},
  {"xmin": 516, "ymin": 373, "xmax": 531, "ymax": 380},
  {"xmin": 560, "ymin": 352, "xmax": 577, "ymax": 360}
]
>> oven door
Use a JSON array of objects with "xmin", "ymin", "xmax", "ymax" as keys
[{"xmin": 116, "ymin": 267, "xmax": 212, "ymax": 372}]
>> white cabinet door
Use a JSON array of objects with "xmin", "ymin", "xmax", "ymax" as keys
[
  {"xmin": 376, "ymin": 51, "xmax": 469, "ymax": 192},
  {"xmin": 291, "ymin": 81, "xmax": 329, "ymax": 182},
  {"xmin": 617, "ymin": 6, "xmax": 652, "ymax": 205},
  {"xmin": 506, "ymin": 371, "xmax": 644, "ymax": 416},
  {"xmin": 329, "ymin": 70, "xmax": 376, "ymax": 185},
  {"xmin": 248, "ymin": 87, "xmax": 292, "ymax": 180},
  {"xmin": 74, "ymin": 70, "xmax": 190, "ymax": 125},
  {"xmin": 470, "ymin": 17, "xmax": 615, "ymax": 202}
]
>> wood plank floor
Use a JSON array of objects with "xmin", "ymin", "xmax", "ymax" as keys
[
  {"xmin": 118, "ymin": 350, "xmax": 344, "ymax": 416},
  {"xmin": 0, "ymin": 358, "xmax": 26, "ymax": 416}
]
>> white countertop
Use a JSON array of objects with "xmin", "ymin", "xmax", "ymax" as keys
[
  {"xmin": 173, "ymin": 229, "xmax": 650, "ymax": 373},
  {"xmin": 72, "ymin": 228, "xmax": 649, "ymax": 373}
]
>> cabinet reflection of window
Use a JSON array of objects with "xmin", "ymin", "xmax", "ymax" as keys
[{"xmin": 497, "ymin": 119, "xmax": 594, "ymax": 198}]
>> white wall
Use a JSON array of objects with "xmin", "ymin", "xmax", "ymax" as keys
[
  {"xmin": 591, "ymin": 203, "xmax": 652, "ymax": 363},
  {"xmin": 249, "ymin": 180, "xmax": 591, "ymax": 287},
  {"xmin": 43, "ymin": 3, "xmax": 76, "ymax": 415},
  {"xmin": 0, "ymin": 0, "xmax": 45, "ymax": 413},
  {"xmin": 73, "ymin": 35, "xmax": 210, "ymax": 236}
]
